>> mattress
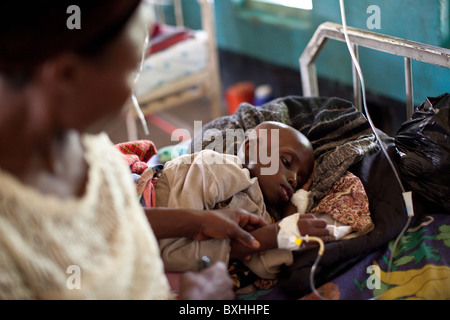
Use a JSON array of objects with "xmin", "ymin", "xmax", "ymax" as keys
[{"xmin": 134, "ymin": 30, "xmax": 209, "ymax": 98}]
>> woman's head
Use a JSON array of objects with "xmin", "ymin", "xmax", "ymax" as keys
[
  {"xmin": 238, "ymin": 121, "xmax": 314, "ymax": 209},
  {"xmin": 0, "ymin": 0, "xmax": 148, "ymax": 134}
]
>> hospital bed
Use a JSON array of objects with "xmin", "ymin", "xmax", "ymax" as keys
[
  {"xmin": 299, "ymin": 21, "xmax": 450, "ymax": 120},
  {"xmin": 280, "ymin": 22, "xmax": 450, "ymax": 300}
]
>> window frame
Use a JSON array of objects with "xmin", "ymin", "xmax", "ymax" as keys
[
  {"xmin": 251, "ymin": 0, "xmax": 313, "ymax": 11},
  {"xmin": 232, "ymin": 0, "xmax": 312, "ymax": 29}
]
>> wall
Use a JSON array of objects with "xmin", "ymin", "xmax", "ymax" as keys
[{"xmin": 184, "ymin": 0, "xmax": 449, "ymax": 106}]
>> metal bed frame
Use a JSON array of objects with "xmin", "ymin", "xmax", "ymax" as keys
[{"xmin": 300, "ymin": 22, "xmax": 450, "ymax": 119}]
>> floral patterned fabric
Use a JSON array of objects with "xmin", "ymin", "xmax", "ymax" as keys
[{"xmin": 312, "ymin": 171, "xmax": 374, "ymax": 233}]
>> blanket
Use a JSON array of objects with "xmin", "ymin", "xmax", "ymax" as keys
[
  {"xmin": 307, "ymin": 213, "xmax": 450, "ymax": 300},
  {"xmin": 237, "ymin": 212, "xmax": 450, "ymax": 300}
]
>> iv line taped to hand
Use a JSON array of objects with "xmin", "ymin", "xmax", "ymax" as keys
[
  {"xmin": 277, "ymin": 212, "xmax": 326, "ymax": 298},
  {"xmin": 276, "ymin": 213, "xmax": 325, "ymax": 258},
  {"xmin": 278, "ymin": 190, "xmax": 322, "ymax": 252}
]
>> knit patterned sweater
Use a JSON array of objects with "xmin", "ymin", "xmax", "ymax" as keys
[{"xmin": 0, "ymin": 133, "xmax": 170, "ymax": 299}]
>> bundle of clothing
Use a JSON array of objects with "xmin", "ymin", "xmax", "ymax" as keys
[{"xmin": 115, "ymin": 140, "xmax": 161, "ymax": 208}]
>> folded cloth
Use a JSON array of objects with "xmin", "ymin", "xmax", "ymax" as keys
[
  {"xmin": 115, "ymin": 140, "xmax": 157, "ymax": 175},
  {"xmin": 312, "ymin": 171, "xmax": 374, "ymax": 233},
  {"xmin": 115, "ymin": 140, "xmax": 159, "ymax": 207},
  {"xmin": 291, "ymin": 171, "xmax": 374, "ymax": 241}
]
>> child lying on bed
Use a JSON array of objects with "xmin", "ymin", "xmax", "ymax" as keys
[{"xmin": 154, "ymin": 121, "xmax": 330, "ymax": 288}]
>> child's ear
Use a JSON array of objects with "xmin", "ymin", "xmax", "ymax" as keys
[
  {"xmin": 245, "ymin": 138, "xmax": 251, "ymax": 162},
  {"xmin": 239, "ymin": 138, "xmax": 251, "ymax": 164},
  {"xmin": 239, "ymin": 130, "xmax": 259, "ymax": 166}
]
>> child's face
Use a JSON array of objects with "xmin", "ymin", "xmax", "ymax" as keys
[{"xmin": 245, "ymin": 126, "xmax": 314, "ymax": 208}]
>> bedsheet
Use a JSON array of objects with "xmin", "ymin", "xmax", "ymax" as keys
[{"xmin": 134, "ymin": 30, "xmax": 208, "ymax": 97}]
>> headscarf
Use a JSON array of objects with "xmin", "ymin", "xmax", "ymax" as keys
[{"xmin": 0, "ymin": 0, "xmax": 142, "ymax": 74}]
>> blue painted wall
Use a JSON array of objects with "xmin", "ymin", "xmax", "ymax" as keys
[{"xmin": 184, "ymin": 0, "xmax": 450, "ymax": 105}]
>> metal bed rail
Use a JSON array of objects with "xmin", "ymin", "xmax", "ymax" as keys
[{"xmin": 300, "ymin": 22, "xmax": 450, "ymax": 119}]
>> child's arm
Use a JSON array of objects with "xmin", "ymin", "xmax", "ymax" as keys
[
  {"xmin": 229, "ymin": 224, "xmax": 278, "ymax": 259},
  {"xmin": 229, "ymin": 214, "xmax": 329, "ymax": 259}
]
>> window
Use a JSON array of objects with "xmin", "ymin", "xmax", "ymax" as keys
[
  {"xmin": 251, "ymin": 0, "xmax": 313, "ymax": 10},
  {"xmin": 234, "ymin": 0, "xmax": 313, "ymax": 28}
]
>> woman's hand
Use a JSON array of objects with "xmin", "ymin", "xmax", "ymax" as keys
[
  {"xmin": 145, "ymin": 207, "xmax": 266, "ymax": 251},
  {"xmin": 179, "ymin": 262, "xmax": 234, "ymax": 300},
  {"xmin": 193, "ymin": 208, "xmax": 267, "ymax": 250}
]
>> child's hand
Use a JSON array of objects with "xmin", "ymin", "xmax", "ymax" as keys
[{"xmin": 297, "ymin": 213, "xmax": 329, "ymax": 248}]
